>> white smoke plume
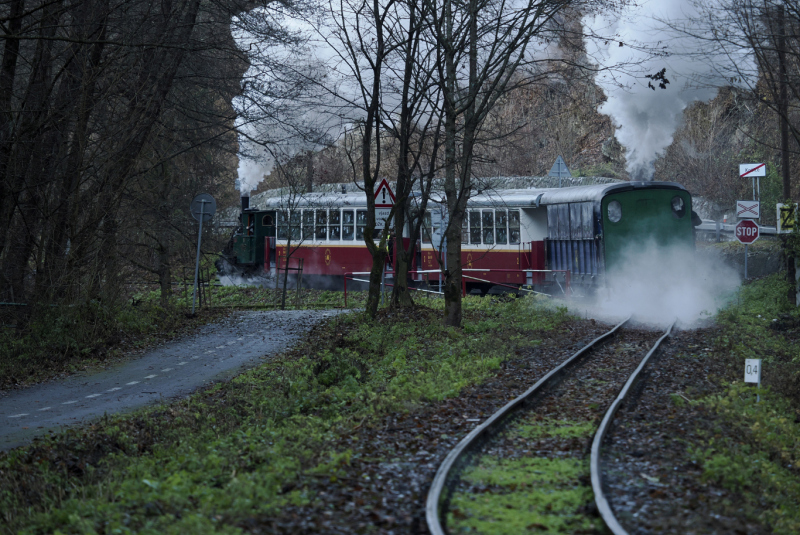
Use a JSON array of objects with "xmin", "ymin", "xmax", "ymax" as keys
[
  {"xmin": 581, "ymin": 240, "xmax": 740, "ymax": 327},
  {"xmin": 585, "ymin": 1, "xmax": 720, "ymax": 179},
  {"xmin": 236, "ymin": 146, "xmax": 272, "ymax": 193}
]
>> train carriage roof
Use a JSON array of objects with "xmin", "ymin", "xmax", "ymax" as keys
[
  {"xmin": 252, "ymin": 181, "xmax": 689, "ymax": 210},
  {"xmin": 464, "ymin": 181, "xmax": 688, "ymax": 207}
]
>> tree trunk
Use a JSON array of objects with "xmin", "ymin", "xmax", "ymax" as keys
[
  {"xmin": 157, "ymin": 239, "xmax": 172, "ymax": 307},
  {"xmin": 41, "ymin": 0, "xmax": 109, "ymax": 300},
  {"xmin": 777, "ymin": 6, "xmax": 795, "ymax": 305},
  {"xmin": 281, "ymin": 241, "xmax": 291, "ymax": 310},
  {"xmin": 0, "ymin": 0, "xmax": 26, "ymax": 263},
  {"xmin": 365, "ymin": 248, "xmax": 387, "ymax": 318},
  {"xmin": 392, "ymin": 247, "xmax": 414, "ymax": 307},
  {"xmin": 390, "ymin": 203, "xmax": 414, "ymax": 307},
  {"xmin": 443, "ymin": 212, "xmax": 463, "ymax": 326}
]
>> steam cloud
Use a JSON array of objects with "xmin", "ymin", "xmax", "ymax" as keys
[
  {"xmin": 236, "ymin": 146, "xmax": 272, "ymax": 193},
  {"xmin": 585, "ymin": 241, "xmax": 740, "ymax": 327},
  {"xmin": 585, "ymin": 1, "xmax": 719, "ymax": 179}
]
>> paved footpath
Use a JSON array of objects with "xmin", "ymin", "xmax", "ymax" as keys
[{"xmin": 0, "ymin": 309, "xmax": 343, "ymax": 451}]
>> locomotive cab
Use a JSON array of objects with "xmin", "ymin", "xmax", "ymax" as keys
[{"xmin": 229, "ymin": 209, "xmax": 277, "ymax": 270}]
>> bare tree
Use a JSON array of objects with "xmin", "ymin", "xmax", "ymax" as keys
[
  {"xmin": 669, "ymin": 0, "xmax": 800, "ymax": 300},
  {"xmin": 300, "ymin": 0, "xmax": 408, "ymax": 318},
  {"xmin": 381, "ymin": 0, "xmax": 445, "ymax": 307},
  {"xmin": 424, "ymin": 0, "xmax": 576, "ymax": 327}
]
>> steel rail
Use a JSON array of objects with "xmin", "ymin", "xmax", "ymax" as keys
[
  {"xmin": 425, "ymin": 316, "xmax": 631, "ymax": 535},
  {"xmin": 590, "ymin": 321, "xmax": 675, "ymax": 535}
]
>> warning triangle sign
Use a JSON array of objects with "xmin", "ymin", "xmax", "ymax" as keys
[
  {"xmin": 374, "ymin": 179, "xmax": 396, "ymax": 207},
  {"xmin": 548, "ymin": 155, "xmax": 571, "ymax": 178}
]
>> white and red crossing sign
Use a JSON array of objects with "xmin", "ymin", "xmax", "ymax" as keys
[
  {"xmin": 740, "ymin": 163, "xmax": 766, "ymax": 177},
  {"xmin": 736, "ymin": 200, "xmax": 760, "ymax": 219},
  {"xmin": 374, "ymin": 179, "xmax": 395, "ymax": 230},
  {"xmin": 735, "ymin": 219, "xmax": 760, "ymax": 244}
]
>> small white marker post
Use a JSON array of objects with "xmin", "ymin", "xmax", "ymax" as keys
[{"xmin": 744, "ymin": 358, "xmax": 762, "ymax": 402}]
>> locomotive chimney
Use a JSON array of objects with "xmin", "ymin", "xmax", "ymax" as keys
[{"xmin": 241, "ymin": 191, "xmax": 250, "ymax": 211}]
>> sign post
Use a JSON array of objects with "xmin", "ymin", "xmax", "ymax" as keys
[
  {"xmin": 744, "ymin": 358, "xmax": 762, "ymax": 402},
  {"xmin": 374, "ymin": 180, "xmax": 395, "ymax": 303},
  {"xmin": 740, "ymin": 163, "xmax": 766, "ymax": 201},
  {"xmin": 735, "ymin": 219, "xmax": 759, "ymax": 279},
  {"xmin": 190, "ymin": 193, "xmax": 216, "ymax": 315}
]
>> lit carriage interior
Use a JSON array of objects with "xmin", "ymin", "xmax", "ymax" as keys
[{"xmin": 222, "ymin": 181, "xmax": 697, "ymax": 294}]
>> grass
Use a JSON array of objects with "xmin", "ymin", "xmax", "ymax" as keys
[
  {"xmin": 0, "ymin": 295, "xmax": 570, "ymax": 534},
  {"xmin": 0, "ymin": 284, "xmax": 371, "ymax": 390},
  {"xmin": 448, "ymin": 458, "xmax": 596, "ymax": 535},
  {"xmin": 689, "ymin": 273, "xmax": 800, "ymax": 534},
  {"xmin": 0, "ymin": 297, "xmax": 227, "ymax": 390},
  {"xmin": 447, "ymin": 416, "xmax": 600, "ymax": 534}
]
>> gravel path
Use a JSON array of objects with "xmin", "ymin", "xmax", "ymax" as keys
[{"xmin": 0, "ymin": 309, "xmax": 343, "ymax": 451}]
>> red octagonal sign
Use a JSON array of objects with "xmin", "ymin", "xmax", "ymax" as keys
[{"xmin": 735, "ymin": 219, "xmax": 760, "ymax": 244}]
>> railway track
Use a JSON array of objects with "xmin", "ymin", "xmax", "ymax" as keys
[{"xmin": 426, "ymin": 317, "xmax": 674, "ymax": 534}]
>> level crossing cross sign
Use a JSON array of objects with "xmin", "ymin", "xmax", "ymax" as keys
[
  {"xmin": 735, "ymin": 219, "xmax": 760, "ymax": 244},
  {"xmin": 736, "ymin": 200, "xmax": 760, "ymax": 219}
]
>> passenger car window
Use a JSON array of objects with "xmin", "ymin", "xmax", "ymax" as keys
[
  {"xmin": 329, "ymin": 210, "xmax": 341, "ymax": 240},
  {"xmin": 482, "ymin": 210, "xmax": 494, "ymax": 245},
  {"xmin": 315, "ymin": 210, "xmax": 327, "ymax": 240},
  {"xmin": 422, "ymin": 211, "xmax": 432, "ymax": 244},
  {"xmin": 495, "ymin": 210, "xmax": 507, "ymax": 244},
  {"xmin": 356, "ymin": 210, "xmax": 367, "ymax": 240},
  {"xmin": 470, "ymin": 211, "xmax": 481, "ymax": 244},
  {"xmin": 277, "ymin": 211, "xmax": 289, "ymax": 239},
  {"xmin": 581, "ymin": 202, "xmax": 593, "ymax": 238},
  {"xmin": 509, "ymin": 210, "xmax": 520, "ymax": 244},
  {"xmin": 569, "ymin": 204, "xmax": 582, "ymax": 240},
  {"xmin": 302, "ymin": 210, "xmax": 314, "ymax": 239},
  {"xmin": 342, "ymin": 210, "xmax": 354, "ymax": 240},
  {"xmin": 290, "ymin": 211, "xmax": 301, "ymax": 240}
]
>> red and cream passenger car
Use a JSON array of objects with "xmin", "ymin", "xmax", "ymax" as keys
[{"xmin": 222, "ymin": 185, "xmax": 604, "ymax": 293}]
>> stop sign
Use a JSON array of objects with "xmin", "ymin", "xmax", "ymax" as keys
[{"xmin": 735, "ymin": 219, "xmax": 760, "ymax": 244}]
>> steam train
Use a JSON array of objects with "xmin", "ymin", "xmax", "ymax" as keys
[{"xmin": 218, "ymin": 181, "xmax": 700, "ymax": 294}]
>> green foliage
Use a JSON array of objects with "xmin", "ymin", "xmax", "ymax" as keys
[
  {"xmin": 571, "ymin": 162, "xmax": 620, "ymax": 179},
  {"xmin": 513, "ymin": 418, "xmax": 595, "ymax": 440},
  {"xmin": 716, "ymin": 273, "xmax": 797, "ymax": 364},
  {"xmin": 448, "ymin": 457, "xmax": 600, "ymax": 534},
  {"xmin": 753, "ymin": 162, "xmax": 782, "ymax": 227},
  {"xmin": 0, "ymin": 297, "xmax": 570, "ymax": 533},
  {"xmin": 692, "ymin": 274, "xmax": 800, "ymax": 533},
  {"xmin": 0, "ymin": 284, "xmax": 375, "ymax": 388},
  {"xmin": 0, "ymin": 298, "xmax": 191, "ymax": 388},
  {"xmin": 693, "ymin": 384, "xmax": 800, "ymax": 533}
]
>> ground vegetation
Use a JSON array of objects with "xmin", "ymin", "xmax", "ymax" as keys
[
  {"xmin": 0, "ymin": 296, "xmax": 572, "ymax": 532},
  {"xmin": 2, "ymin": 277, "xmax": 800, "ymax": 533}
]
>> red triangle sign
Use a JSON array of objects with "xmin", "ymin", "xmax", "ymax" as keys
[{"xmin": 374, "ymin": 179, "xmax": 395, "ymax": 207}]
